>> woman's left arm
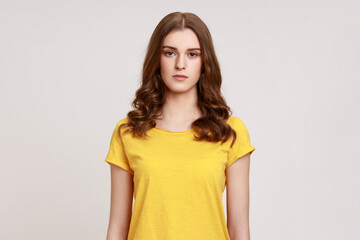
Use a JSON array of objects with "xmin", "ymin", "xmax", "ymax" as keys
[{"xmin": 225, "ymin": 152, "xmax": 251, "ymax": 240}]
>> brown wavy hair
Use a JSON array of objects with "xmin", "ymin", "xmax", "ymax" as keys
[{"xmin": 120, "ymin": 11, "xmax": 238, "ymax": 147}]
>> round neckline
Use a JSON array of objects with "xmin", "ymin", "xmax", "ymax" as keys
[
  {"xmin": 151, "ymin": 116, "xmax": 234, "ymax": 134},
  {"xmin": 153, "ymin": 126, "xmax": 194, "ymax": 134}
]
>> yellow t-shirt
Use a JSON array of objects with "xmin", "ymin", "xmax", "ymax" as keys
[{"xmin": 104, "ymin": 115, "xmax": 255, "ymax": 240}]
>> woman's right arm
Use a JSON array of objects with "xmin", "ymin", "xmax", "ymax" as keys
[{"xmin": 106, "ymin": 163, "xmax": 133, "ymax": 240}]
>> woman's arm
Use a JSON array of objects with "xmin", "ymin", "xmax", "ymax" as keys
[
  {"xmin": 225, "ymin": 152, "xmax": 251, "ymax": 240},
  {"xmin": 106, "ymin": 163, "xmax": 133, "ymax": 240}
]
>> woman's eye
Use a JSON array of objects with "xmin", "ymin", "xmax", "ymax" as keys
[{"xmin": 164, "ymin": 51, "xmax": 199, "ymax": 57}]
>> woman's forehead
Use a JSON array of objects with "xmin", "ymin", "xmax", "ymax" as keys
[{"xmin": 163, "ymin": 28, "xmax": 200, "ymax": 49}]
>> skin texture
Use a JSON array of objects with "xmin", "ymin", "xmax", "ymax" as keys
[
  {"xmin": 156, "ymin": 28, "xmax": 203, "ymax": 129},
  {"xmin": 226, "ymin": 152, "xmax": 251, "ymax": 240},
  {"xmin": 106, "ymin": 164, "xmax": 133, "ymax": 240},
  {"xmin": 106, "ymin": 27, "xmax": 251, "ymax": 240}
]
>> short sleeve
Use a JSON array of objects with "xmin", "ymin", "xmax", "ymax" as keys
[
  {"xmin": 104, "ymin": 121, "xmax": 134, "ymax": 175},
  {"xmin": 226, "ymin": 117, "xmax": 255, "ymax": 168}
]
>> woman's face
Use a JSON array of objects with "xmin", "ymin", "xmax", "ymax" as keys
[{"xmin": 160, "ymin": 28, "xmax": 202, "ymax": 94}]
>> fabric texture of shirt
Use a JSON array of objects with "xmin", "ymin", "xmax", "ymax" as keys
[{"xmin": 104, "ymin": 115, "xmax": 255, "ymax": 240}]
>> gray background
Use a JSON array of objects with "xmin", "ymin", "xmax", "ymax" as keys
[{"xmin": 1, "ymin": 0, "xmax": 359, "ymax": 239}]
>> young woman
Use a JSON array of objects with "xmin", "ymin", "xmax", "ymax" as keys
[{"xmin": 104, "ymin": 11, "xmax": 255, "ymax": 240}]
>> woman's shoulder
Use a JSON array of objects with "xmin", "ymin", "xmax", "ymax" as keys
[
  {"xmin": 111, "ymin": 117, "xmax": 131, "ymax": 135},
  {"xmin": 114, "ymin": 116, "xmax": 129, "ymax": 126},
  {"xmin": 227, "ymin": 115, "xmax": 249, "ymax": 131},
  {"xmin": 227, "ymin": 115, "xmax": 243, "ymax": 125}
]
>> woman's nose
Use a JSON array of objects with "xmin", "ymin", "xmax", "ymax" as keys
[{"xmin": 175, "ymin": 54, "xmax": 186, "ymax": 70}]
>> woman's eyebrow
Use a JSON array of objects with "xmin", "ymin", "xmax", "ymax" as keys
[{"xmin": 162, "ymin": 45, "xmax": 200, "ymax": 51}]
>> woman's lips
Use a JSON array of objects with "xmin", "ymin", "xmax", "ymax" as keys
[{"xmin": 173, "ymin": 75, "xmax": 188, "ymax": 80}]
